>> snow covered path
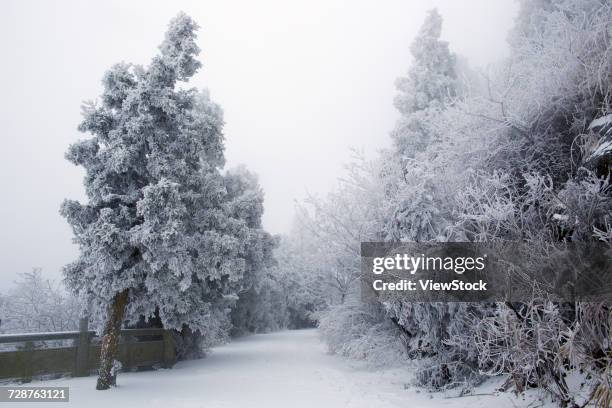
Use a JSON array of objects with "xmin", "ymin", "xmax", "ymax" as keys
[{"xmin": 4, "ymin": 329, "xmax": 541, "ymax": 408}]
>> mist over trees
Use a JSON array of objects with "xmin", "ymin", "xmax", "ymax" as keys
[{"xmin": 0, "ymin": 2, "xmax": 609, "ymax": 405}]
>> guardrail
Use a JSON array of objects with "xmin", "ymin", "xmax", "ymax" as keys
[{"xmin": 0, "ymin": 319, "xmax": 176, "ymax": 382}]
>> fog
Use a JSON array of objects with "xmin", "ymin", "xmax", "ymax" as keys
[{"xmin": 0, "ymin": 0, "xmax": 518, "ymax": 289}]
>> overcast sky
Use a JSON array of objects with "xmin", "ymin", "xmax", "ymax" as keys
[{"xmin": 0, "ymin": 0, "xmax": 518, "ymax": 289}]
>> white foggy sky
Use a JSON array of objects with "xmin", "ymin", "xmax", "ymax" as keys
[{"xmin": 0, "ymin": 0, "xmax": 518, "ymax": 289}]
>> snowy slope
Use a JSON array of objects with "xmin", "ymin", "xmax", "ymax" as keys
[{"xmin": 3, "ymin": 329, "xmax": 554, "ymax": 408}]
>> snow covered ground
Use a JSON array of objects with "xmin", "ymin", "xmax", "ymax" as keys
[{"xmin": 3, "ymin": 329, "xmax": 554, "ymax": 408}]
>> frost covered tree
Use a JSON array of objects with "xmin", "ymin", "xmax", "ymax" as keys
[
  {"xmin": 272, "ymin": 234, "xmax": 326, "ymax": 328},
  {"xmin": 0, "ymin": 269, "xmax": 80, "ymax": 334},
  {"xmin": 285, "ymin": 154, "xmax": 408, "ymax": 361},
  {"xmin": 0, "ymin": 294, "xmax": 5, "ymax": 333},
  {"xmin": 383, "ymin": 9, "xmax": 458, "ymax": 242},
  {"xmin": 298, "ymin": 153, "xmax": 387, "ymax": 304},
  {"xmin": 223, "ymin": 166, "xmax": 281, "ymax": 334},
  {"xmin": 391, "ymin": 8, "xmax": 456, "ymax": 158},
  {"xmin": 508, "ymin": 0, "xmax": 556, "ymax": 48},
  {"xmin": 61, "ymin": 13, "xmax": 272, "ymax": 390}
]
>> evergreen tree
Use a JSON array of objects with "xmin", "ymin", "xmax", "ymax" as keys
[
  {"xmin": 61, "ymin": 13, "xmax": 272, "ymax": 390},
  {"xmin": 391, "ymin": 8, "xmax": 456, "ymax": 157},
  {"xmin": 382, "ymin": 10, "xmax": 458, "ymax": 241}
]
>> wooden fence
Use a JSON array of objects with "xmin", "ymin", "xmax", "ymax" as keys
[{"xmin": 0, "ymin": 319, "xmax": 176, "ymax": 382}]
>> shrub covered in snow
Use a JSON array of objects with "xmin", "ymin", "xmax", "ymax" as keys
[{"xmin": 282, "ymin": 2, "xmax": 612, "ymax": 406}]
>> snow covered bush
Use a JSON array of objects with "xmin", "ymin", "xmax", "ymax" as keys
[
  {"xmin": 317, "ymin": 300, "xmax": 407, "ymax": 367},
  {"xmin": 299, "ymin": 2, "xmax": 612, "ymax": 404}
]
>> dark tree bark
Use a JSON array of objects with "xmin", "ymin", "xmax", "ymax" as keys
[{"xmin": 96, "ymin": 289, "xmax": 129, "ymax": 390}]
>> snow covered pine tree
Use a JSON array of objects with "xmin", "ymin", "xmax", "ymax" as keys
[
  {"xmin": 61, "ymin": 13, "xmax": 273, "ymax": 390},
  {"xmin": 391, "ymin": 8, "xmax": 456, "ymax": 159}
]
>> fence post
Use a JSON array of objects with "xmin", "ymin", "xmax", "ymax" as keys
[
  {"xmin": 21, "ymin": 341, "xmax": 34, "ymax": 382},
  {"xmin": 123, "ymin": 332, "xmax": 133, "ymax": 371},
  {"xmin": 161, "ymin": 330, "xmax": 176, "ymax": 368},
  {"xmin": 74, "ymin": 317, "xmax": 90, "ymax": 377}
]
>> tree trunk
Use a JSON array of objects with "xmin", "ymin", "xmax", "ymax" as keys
[{"xmin": 96, "ymin": 289, "xmax": 129, "ymax": 390}]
